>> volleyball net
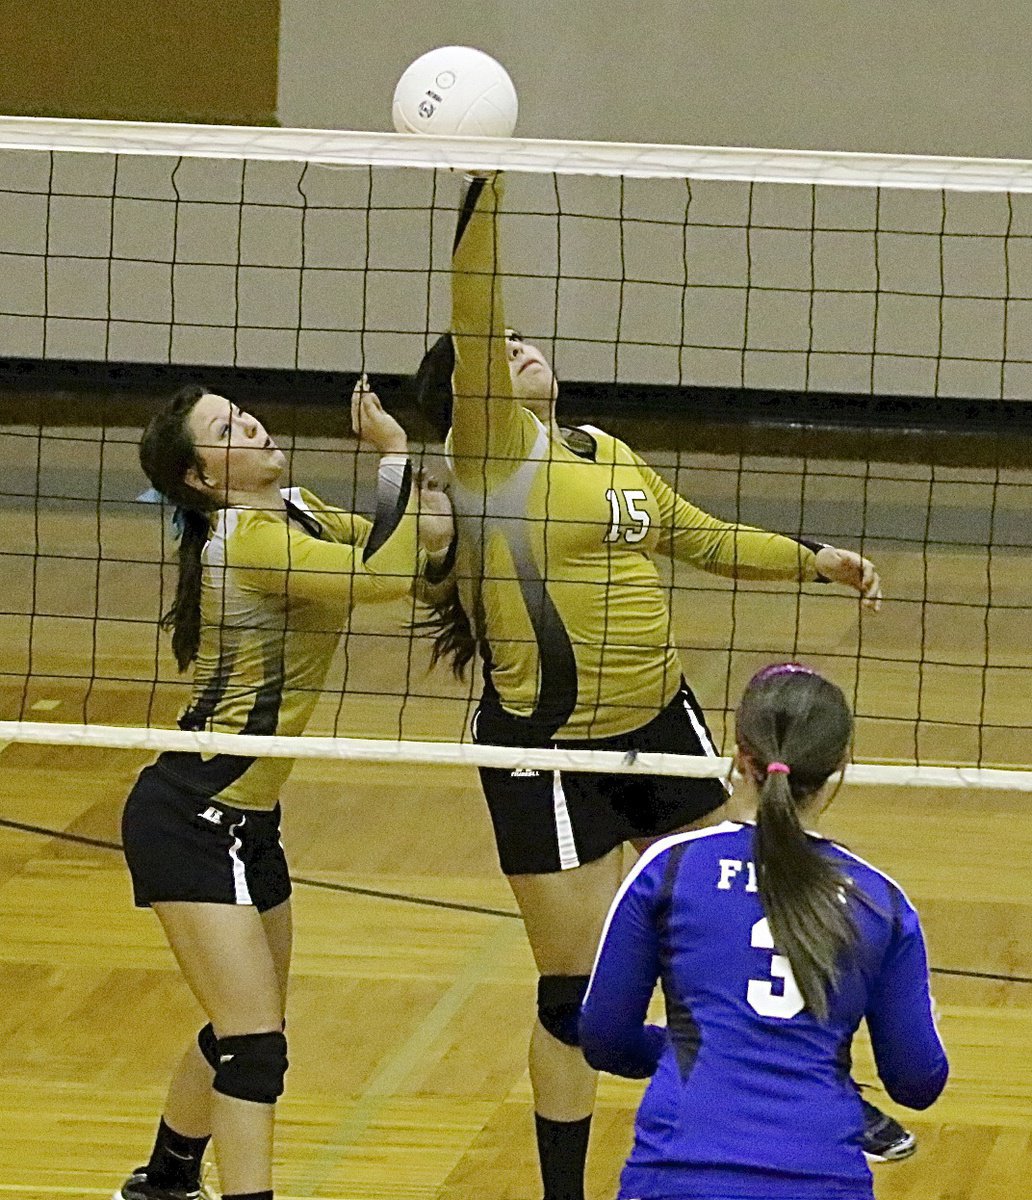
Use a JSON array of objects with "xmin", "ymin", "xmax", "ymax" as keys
[{"xmin": 0, "ymin": 116, "xmax": 1030, "ymax": 788}]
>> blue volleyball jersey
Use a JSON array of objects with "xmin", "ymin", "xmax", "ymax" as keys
[{"xmin": 580, "ymin": 821, "xmax": 948, "ymax": 1200}]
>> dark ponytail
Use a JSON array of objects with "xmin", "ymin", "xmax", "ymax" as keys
[
  {"xmin": 735, "ymin": 664, "xmax": 857, "ymax": 1021},
  {"xmin": 415, "ymin": 580, "xmax": 479, "ymax": 680},
  {"xmin": 138, "ymin": 384, "xmax": 217, "ymax": 672},
  {"xmin": 411, "ymin": 333, "xmax": 455, "ymax": 440},
  {"xmin": 165, "ymin": 508, "xmax": 212, "ymax": 671},
  {"xmin": 410, "ymin": 334, "xmax": 478, "ymax": 676}
]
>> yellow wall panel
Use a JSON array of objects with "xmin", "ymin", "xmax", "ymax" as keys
[{"xmin": 0, "ymin": 0, "xmax": 279, "ymax": 123}]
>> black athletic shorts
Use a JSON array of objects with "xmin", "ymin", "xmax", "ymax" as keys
[
  {"xmin": 121, "ymin": 763, "xmax": 292, "ymax": 912},
  {"xmin": 474, "ymin": 679, "xmax": 728, "ymax": 875}
]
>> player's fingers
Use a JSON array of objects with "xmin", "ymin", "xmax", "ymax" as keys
[
  {"xmin": 355, "ymin": 401, "xmax": 375, "ymax": 441},
  {"xmin": 350, "ymin": 374, "xmax": 368, "ymax": 432},
  {"xmin": 362, "ymin": 398, "xmax": 389, "ymax": 434},
  {"xmin": 824, "ymin": 549, "xmax": 854, "ymax": 589},
  {"xmin": 861, "ymin": 560, "xmax": 883, "ymax": 611},
  {"xmin": 351, "ymin": 372, "xmax": 370, "ymax": 400},
  {"xmin": 844, "ymin": 550, "xmax": 866, "ymax": 591}
]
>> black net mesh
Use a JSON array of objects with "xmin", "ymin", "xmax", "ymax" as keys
[{"xmin": 0, "ymin": 147, "xmax": 1029, "ymax": 771}]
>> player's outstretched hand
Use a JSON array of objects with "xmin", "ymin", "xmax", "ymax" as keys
[
  {"xmin": 351, "ymin": 375, "xmax": 408, "ymax": 455},
  {"xmin": 815, "ymin": 546, "xmax": 882, "ymax": 612}
]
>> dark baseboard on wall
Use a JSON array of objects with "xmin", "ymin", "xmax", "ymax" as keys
[{"xmin": 0, "ymin": 356, "xmax": 1028, "ymax": 466}]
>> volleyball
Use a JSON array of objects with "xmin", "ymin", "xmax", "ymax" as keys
[{"xmin": 392, "ymin": 46, "xmax": 518, "ymax": 137}]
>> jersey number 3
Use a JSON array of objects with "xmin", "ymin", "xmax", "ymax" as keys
[
  {"xmin": 747, "ymin": 917, "xmax": 805, "ymax": 1019},
  {"xmin": 604, "ymin": 488, "xmax": 651, "ymax": 544}
]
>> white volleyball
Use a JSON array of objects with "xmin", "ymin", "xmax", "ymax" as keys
[{"xmin": 392, "ymin": 46, "xmax": 518, "ymax": 137}]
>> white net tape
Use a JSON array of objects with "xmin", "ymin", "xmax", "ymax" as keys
[
  {"xmin": 3, "ymin": 115, "xmax": 1032, "ymax": 191},
  {"xmin": 1, "ymin": 720, "xmax": 1030, "ymax": 790}
]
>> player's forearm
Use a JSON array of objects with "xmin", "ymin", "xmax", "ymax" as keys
[
  {"xmin": 353, "ymin": 455, "xmax": 420, "ymax": 601},
  {"xmin": 666, "ymin": 524, "xmax": 821, "ymax": 581},
  {"xmin": 323, "ymin": 508, "xmax": 372, "ymax": 547},
  {"xmin": 450, "ymin": 174, "xmax": 522, "ymax": 471},
  {"xmin": 880, "ymin": 1055, "xmax": 949, "ymax": 1110},
  {"xmin": 580, "ymin": 1014, "xmax": 666, "ymax": 1079},
  {"xmin": 868, "ymin": 921, "xmax": 949, "ymax": 1110},
  {"xmin": 640, "ymin": 459, "xmax": 820, "ymax": 580},
  {"xmin": 874, "ymin": 1009, "xmax": 948, "ymax": 1109},
  {"xmin": 579, "ymin": 900, "xmax": 664, "ymax": 1078}
]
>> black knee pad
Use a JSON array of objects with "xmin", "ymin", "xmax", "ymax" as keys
[
  {"xmin": 213, "ymin": 1031, "xmax": 288, "ymax": 1104},
  {"xmin": 197, "ymin": 1022, "xmax": 219, "ymax": 1070},
  {"xmin": 201, "ymin": 1018, "xmax": 285, "ymax": 1071},
  {"xmin": 537, "ymin": 975, "xmax": 591, "ymax": 1048}
]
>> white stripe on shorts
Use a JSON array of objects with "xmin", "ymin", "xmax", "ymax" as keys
[
  {"xmin": 552, "ymin": 771, "xmax": 581, "ymax": 871},
  {"xmin": 682, "ymin": 694, "xmax": 717, "ymax": 756},
  {"xmin": 682, "ymin": 693, "xmax": 732, "ymax": 794},
  {"xmin": 227, "ymin": 816, "xmax": 252, "ymax": 904}
]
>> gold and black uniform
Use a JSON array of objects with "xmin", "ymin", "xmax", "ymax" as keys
[
  {"xmin": 123, "ymin": 465, "xmax": 417, "ymax": 908},
  {"xmin": 441, "ymin": 176, "xmax": 826, "ymax": 873}
]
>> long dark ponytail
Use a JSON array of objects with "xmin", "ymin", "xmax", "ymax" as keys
[
  {"xmin": 415, "ymin": 581, "xmax": 479, "ymax": 679},
  {"xmin": 138, "ymin": 384, "xmax": 217, "ymax": 672},
  {"xmin": 735, "ymin": 664, "xmax": 857, "ymax": 1020},
  {"xmin": 409, "ymin": 333, "xmax": 481, "ymax": 677}
]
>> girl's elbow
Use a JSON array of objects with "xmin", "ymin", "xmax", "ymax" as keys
[
  {"xmin": 885, "ymin": 1061, "xmax": 949, "ymax": 1110},
  {"xmin": 578, "ymin": 1025, "xmax": 606, "ymax": 1070},
  {"xmin": 580, "ymin": 1036, "xmax": 619, "ymax": 1075},
  {"xmin": 578, "ymin": 1021, "xmax": 620, "ymax": 1074},
  {"xmin": 580, "ymin": 1041, "xmax": 611, "ymax": 1074},
  {"xmin": 579, "ymin": 1027, "xmax": 656, "ymax": 1079},
  {"xmin": 358, "ymin": 572, "xmax": 414, "ymax": 604}
]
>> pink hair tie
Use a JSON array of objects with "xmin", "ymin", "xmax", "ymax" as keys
[{"xmin": 766, "ymin": 761, "xmax": 791, "ymax": 775}]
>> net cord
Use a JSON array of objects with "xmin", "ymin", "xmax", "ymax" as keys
[
  {"xmin": 0, "ymin": 720, "xmax": 1029, "ymax": 789},
  {"xmin": 3, "ymin": 115, "xmax": 1032, "ymax": 192}
]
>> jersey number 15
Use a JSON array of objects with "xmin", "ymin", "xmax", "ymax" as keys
[{"xmin": 604, "ymin": 488, "xmax": 651, "ymax": 544}]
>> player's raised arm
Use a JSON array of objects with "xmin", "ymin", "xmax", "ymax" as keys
[
  {"xmin": 449, "ymin": 173, "xmax": 534, "ymax": 483},
  {"xmin": 230, "ymin": 378, "xmax": 419, "ymax": 613},
  {"xmin": 300, "ymin": 492, "xmax": 372, "ymax": 548}
]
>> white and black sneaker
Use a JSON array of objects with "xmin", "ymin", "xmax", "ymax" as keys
[
  {"xmin": 860, "ymin": 1099, "xmax": 917, "ymax": 1162},
  {"xmin": 113, "ymin": 1166, "xmax": 216, "ymax": 1200}
]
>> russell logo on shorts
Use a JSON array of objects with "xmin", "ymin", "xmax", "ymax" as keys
[{"xmin": 198, "ymin": 806, "xmax": 223, "ymax": 825}]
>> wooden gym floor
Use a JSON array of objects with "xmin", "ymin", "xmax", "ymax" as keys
[{"xmin": 1, "ymin": 419, "xmax": 1030, "ymax": 1199}]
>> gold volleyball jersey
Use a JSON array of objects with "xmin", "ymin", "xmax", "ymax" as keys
[
  {"xmin": 444, "ymin": 175, "xmax": 820, "ymax": 740},
  {"xmin": 156, "ymin": 478, "xmax": 417, "ymax": 810}
]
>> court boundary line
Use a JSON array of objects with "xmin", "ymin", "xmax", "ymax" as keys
[{"xmin": 1, "ymin": 814, "xmax": 1028, "ymax": 985}]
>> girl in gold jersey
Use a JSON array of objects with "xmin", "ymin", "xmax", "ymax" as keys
[
  {"xmin": 115, "ymin": 382, "xmax": 452, "ymax": 1200},
  {"xmin": 415, "ymin": 175, "xmax": 888, "ymax": 1200}
]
